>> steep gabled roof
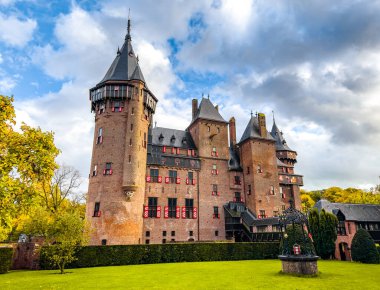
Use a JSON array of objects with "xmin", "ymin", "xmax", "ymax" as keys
[
  {"xmin": 191, "ymin": 98, "xmax": 227, "ymax": 124},
  {"xmin": 314, "ymin": 199, "xmax": 380, "ymax": 222},
  {"xmin": 97, "ymin": 19, "xmax": 146, "ymax": 87},
  {"xmin": 239, "ymin": 115, "xmax": 274, "ymax": 143},
  {"xmin": 270, "ymin": 120, "xmax": 293, "ymax": 151}
]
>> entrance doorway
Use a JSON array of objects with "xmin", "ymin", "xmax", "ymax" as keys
[{"xmin": 339, "ymin": 242, "xmax": 348, "ymax": 261}]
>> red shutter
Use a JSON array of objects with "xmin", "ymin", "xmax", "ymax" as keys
[
  {"xmin": 164, "ymin": 206, "xmax": 169, "ymax": 218},
  {"xmin": 103, "ymin": 169, "xmax": 106, "ymax": 175},
  {"xmin": 211, "ymin": 151, "xmax": 214, "ymax": 156},
  {"xmin": 216, "ymin": 170, "xmax": 219, "ymax": 175},
  {"xmin": 176, "ymin": 177, "xmax": 181, "ymax": 184},
  {"xmin": 211, "ymin": 169, "xmax": 214, "ymax": 174},
  {"xmin": 156, "ymin": 206, "xmax": 161, "ymax": 218},
  {"xmin": 186, "ymin": 178, "xmax": 189, "ymax": 185},
  {"xmin": 182, "ymin": 207, "xmax": 186, "ymax": 219},
  {"xmin": 109, "ymin": 169, "xmax": 113, "ymax": 175},
  {"xmin": 217, "ymin": 192, "xmax": 220, "ymax": 196},
  {"xmin": 172, "ymin": 147, "xmax": 175, "ymax": 154},
  {"xmin": 146, "ymin": 176, "xmax": 151, "ymax": 182},
  {"xmin": 176, "ymin": 206, "xmax": 180, "ymax": 219},
  {"xmin": 119, "ymin": 107, "xmax": 122, "ymax": 112},
  {"xmin": 158, "ymin": 176, "xmax": 162, "ymax": 183},
  {"xmin": 162, "ymin": 146, "xmax": 166, "ymax": 153},
  {"xmin": 143, "ymin": 206, "xmax": 149, "ymax": 218},
  {"xmin": 282, "ymin": 193, "xmax": 286, "ymax": 199},
  {"xmin": 165, "ymin": 177, "xmax": 170, "ymax": 184},
  {"xmin": 112, "ymin": 107, "xmax": 115, "ymax": 112},
  {"xmin": 176, "ymin": 148, "xmax": 180, "ymax": 154},
  {"xmin": 193, "ymin": 207, "xmax": 197, "ymax": 219},
  {"xmin": 216, "ymin": 152, "xmax": 219, "ymax": 157},
  {"xmin": 192, "ymin": 179, "xmax": 196, "ymax": 185},
  {"xmin": 212, "ymin": 191, "xmax": 215, "ymax": 196},
  {"xmin": 187, "ymin": 149, "xmax": 191, "ymax": 156},
  {"xmin": 192, "ymin": 150, "xmax": 196, "ymax": 156}
]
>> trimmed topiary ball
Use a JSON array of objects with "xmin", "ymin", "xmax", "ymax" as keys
[{"xmin": 351, "ymin": 229, "xmax": 380, "ymax": 264}]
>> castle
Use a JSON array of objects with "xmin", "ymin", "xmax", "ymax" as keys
[{"xmin": 85, "ymin": 20, "xmax": 303, "ymax": 245}]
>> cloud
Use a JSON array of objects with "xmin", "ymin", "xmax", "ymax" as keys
[
  {"xmin": 0, "ymin": 13, "xmax": 37, "ymax": 47},
  {"xmin": 0, "ymin": 76, "xmax": 17, "ymax": 92}
]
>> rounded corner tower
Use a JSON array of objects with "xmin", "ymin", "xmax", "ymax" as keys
[{"xmin": 86, "ymin": 19, "xmax": 158, "ymax": 245}]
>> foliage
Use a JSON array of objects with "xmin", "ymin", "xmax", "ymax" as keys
[
  {"xmin": 0, "ymin": 95, "xmax": 60, "ymax": 241},
  {"xmin": 41, "ymin": 165, "xmax": 81, "ymax": 214},
  {"xmin": 0, "ymin": 247, "xmax": 13, "ymax": 274},
  {"xmin": 279, "ymin": 224, "xmax": 315, "ymax": 255},
  {"xmin": 29, "ymin": 211, "xmax": 88, "ymax": 274},
  {"xmin": 301, "ymin": 187, "xmax": 380, "ymax": 208},
  {"xmin": 351, "ymin": 229, "xmax": 380, "ymax": 264},
  {"xmin": 39, "ymin": 242, "xmax": 279, "ymax": 269},
  {"xmin": 3, "ymin": 260, "xmax": 380, "ymax": 290},
  {"xmin": 308, "ymin": 208, "xmax": 338, "ymax": 259}
]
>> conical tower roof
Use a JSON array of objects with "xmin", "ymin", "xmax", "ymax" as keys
[
  {"xmin": 270, "ymin": 119, "xmax": 293, "ymax": 151},
  {"xmin": 97, "ymin": 18, "xmax": 146, "ymax": 87}
]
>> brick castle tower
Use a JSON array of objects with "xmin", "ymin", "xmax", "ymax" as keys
[
  {"xmin": 86, "ymin": 21, "xmax": 303, "ymax": 245},
  {"xmin": 86, "ymin": 19, "xmax": 157, "ymax": 245}
]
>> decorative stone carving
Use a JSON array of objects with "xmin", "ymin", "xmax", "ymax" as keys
[{"xmin": 124, "ymin": 190, "xmax": 134, "ymax": 201}]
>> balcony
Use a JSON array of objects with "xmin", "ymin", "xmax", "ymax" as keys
[{"xmin": 278, "ymin": 174, "xmax": 303, "ymax": 186}]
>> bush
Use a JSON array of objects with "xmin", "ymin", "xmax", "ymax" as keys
[
  {"xmin": 351, "ymin": 229, "xmax": 380, "ymax": 264},
  {"xmin": 0, "ymin": 247, "xmax": 13, "ymax": 274},
  {"xmin": 40, "ymin": 242, "xmax": 279, "ymax": 269}
]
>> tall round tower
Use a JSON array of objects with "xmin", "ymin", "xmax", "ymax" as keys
[{"xmin": 86, "ymin": 19, "xmax": 157, "ymax": 245}]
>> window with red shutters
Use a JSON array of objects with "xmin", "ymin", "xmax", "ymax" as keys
[
  {"xmin": 213, "ymin": 206, "xmax": 220, "ymax": 219},
  {"xmin": 93, "ymin": 202, "xmax": 101, "ymax": 217},
  {"xmin": 104, "ymin": 163, "xmax": 112, "ymax": 175}
]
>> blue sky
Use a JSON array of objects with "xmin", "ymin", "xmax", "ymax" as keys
[{"xmin": 1, "ymin": 0, "xmax": 380, "ymax": 191}]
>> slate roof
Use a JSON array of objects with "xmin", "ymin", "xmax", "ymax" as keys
[
  {"xmin": 270, "ymin": 120, "xmax": 293, "ymax": 151},
  {"xmin": 151, "ymin": 127, "xmax": 196, "ymax": 149},
  {"xmin": 191, "ymin": 98, "xmax": 227, "ymax": 124},
  {"xmin": 97, "ymin": 21, "xmax": 146, "ymax": 87},
  {"xmin": 314, "ymin": 199, "xmax": 380, "ymax": 222},
  {"xmin": 251, "ymin": 217, "xmax": 279, "ymax": 226},
  {"xmin": 277, "ymin": 158, "xmax": 291, "ymax": 167},
  {"xmin": 239, "ymin": 115, "xmax": 274, "ymax": 144}
]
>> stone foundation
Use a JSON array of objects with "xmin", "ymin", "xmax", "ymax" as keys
[{"xmin": 279, "ymin": 255, "xmax": 319, "ymax": 275}]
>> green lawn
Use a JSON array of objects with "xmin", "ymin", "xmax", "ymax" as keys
[{"xmin": 1, "ymin": 260, "xmax": 379, "ymax": 289}]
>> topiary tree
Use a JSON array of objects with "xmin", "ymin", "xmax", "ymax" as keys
[
  {"xmin": 0, "ymin": 247, "xmax": 13, "ymax": 274},
  {"xmin": 308, "ymin": 208, "xmax": 338, "ymax": 259},
  {"xmin": 351, "ymin": 229, "xmax": 380, "ymax": 264},
  {"xmin": 279, "ymin": 224, "xmax": 315, "ymax": 255}
]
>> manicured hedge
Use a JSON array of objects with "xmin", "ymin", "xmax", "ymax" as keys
[
  {"xmin": 40, "ymin": 242, "xmax": 279, "ymax": 269},
  {"xmin": 0, "ymin": 247, "xmax": 13, "ymax": 274}
]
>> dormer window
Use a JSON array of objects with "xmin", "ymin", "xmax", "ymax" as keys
[
  {"xmin": 182, "ymin": 137, "xmax": 187, "ymax": 145},
  {"xmin": 170, "ymin": 135, "xmax": 176, "ymax": 143},
  {"xmin": 158, "ymin": 133, "xmax": 164, "ymax": 142}
]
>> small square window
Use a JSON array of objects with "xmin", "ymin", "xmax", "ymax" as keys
[
  {"xmin": 162, "ymin": 239, "xmax": 166, "ymax": 244},
  {"xmin": 171, "ymin": 239, "xmax": 175, "ymax": 242},
  {"xmin": 215, "ymin": 230, "xmax": 219, "ymax": 237},
  {"xmin": 145, "ymin": 239, "xmax": 150, "ymax": 244},
  {"xmin": 163, "ymin": 231, "xmax": 167, "ymax": 237},
  {"xmin": 171, "ymin": 231, "xmax": 175, "ymax": 237},
  {"xmin": 189, "ymin": 231, "xmax": 193, "ymax": 236},
  {"xmin": 146, "ymin": 231, "xmax": 150, "ymax": 237},
  {"xmin": 101, "ymin": 239, "xmax": 107, "ymax": 245}
]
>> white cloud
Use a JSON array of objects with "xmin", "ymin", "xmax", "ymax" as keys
[
  {"xmin": 0, "ymin": 53, "xmax": 3, "ymax": 63},
  {"xmin": 0, "ymin": 76, "xmax": 16, "ymax": 92},
  {"xmin": 0, "ymin": 13, "xmax": 37, "ymax": 47}
]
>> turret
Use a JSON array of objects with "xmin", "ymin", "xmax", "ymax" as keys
[{"xmin": 86, "ymin": 18, "xmax": 158, "ymax": 245}]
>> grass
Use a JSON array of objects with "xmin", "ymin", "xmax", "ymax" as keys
[{"xmin": 1, "ymin": 260, "xmax": 379, "ymax": 289}]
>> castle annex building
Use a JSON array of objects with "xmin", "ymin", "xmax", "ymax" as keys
[{"xmin": 86, "ymin": 21, "xmax": 303, "ymax": 245}]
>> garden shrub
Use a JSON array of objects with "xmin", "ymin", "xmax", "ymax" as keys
[
  {"xmin": 0, "ymin": 247, "xmax": 13, "ymax": 274},
  {"xmin": 351, "ymin": 229, "xmax": 380, "ymax": 264},
  {"xmin": 40, "ymin": 242, "xmax": 280, "ymax": 269}
]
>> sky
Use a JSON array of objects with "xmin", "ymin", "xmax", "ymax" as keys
[{"xmin": 1, "ymin": 0, "xmax": 380, "ymax": 191}]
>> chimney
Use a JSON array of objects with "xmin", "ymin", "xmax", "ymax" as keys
[
  {"xmin": 258, "ymin": 113, "xmax": 267, "ymax": 138},
  {"xmin": 215, "ymin": 105, "xmax": 219, "ymax": 112},
  {"xmin": 229, "ymin": 117, "xmax": 236, "ymax": 147},
  {"xmin": 192, "ymin": 99, "xmax": 198, "ymax": 119}
]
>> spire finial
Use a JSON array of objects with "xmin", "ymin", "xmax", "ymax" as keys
[
  {"xmin": 136, "ymin": 54, "xmax": 139, "ymax": 63},
  {"xmin": 250, "ymin": 110, "xmax": 253, "ymax": 117},
  {"xmin": 126, "ymin": 8, "xmax": 131, "ymax": 40},
  {"xmin": 117, "ymin": 46, "xmax": 120, "ymax": 55},
  {"xmin": 272, "ymin": 110, "xmax": 275, "ymax": 123},
  {"xmin": 208, "ymin": 93, "xmax": 210, "ymax": 99}
]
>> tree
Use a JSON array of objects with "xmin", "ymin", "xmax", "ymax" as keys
[
  {"xmin": 351, "ymin": 229, "xmax": 380, "ymax": 264},
  {"xmin": 41, "ymin": 165, "xmax": 82, "ymax": 214},
  {"xmin": 25, "ymin": 211, "xmax": 88, "ymax": 274},
  {"xmin": 308, "ymin": 209, "xmax": 338, "ymax": 259},
  {"xmin": 0, "ymin": 95, "xmax": 60, "ymax": 241},
  {"xmin": 280, "ymin": 224, "xmax": 315, "ymax": 255}
]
